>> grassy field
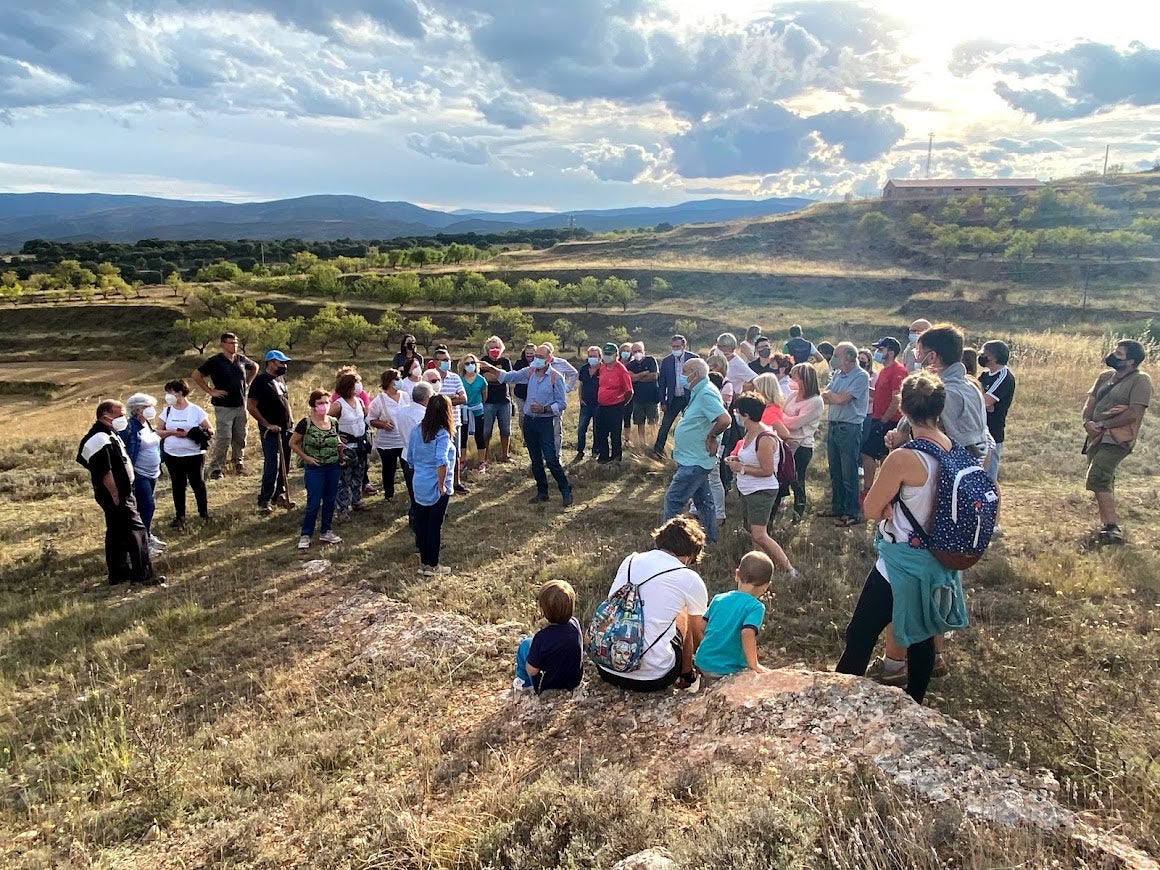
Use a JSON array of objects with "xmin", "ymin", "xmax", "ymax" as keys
[{"xmin": 1, "ymin": 293, "xmax": 1158, "ymax": 867}]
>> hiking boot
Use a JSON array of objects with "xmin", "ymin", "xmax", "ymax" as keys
[
  {"xmin": 297, "ymin": 535, "xmax": 311, "ymax": 550},
  {"xmin": 1099, "ymin": 524, "xmax": 1126, "ymax": 544},
  {"xmin": 209, "ymin": 468, "xmax": 224, "ymax": 480},
  {"xmin": 528, "ymin": 493, "xmax": 549, "ymax": 504},
  {"xmin": 866, "ymin": 656, "xmax": 908, "ymax": 686},
  {"xmin": 454, "ymin": 483, "xmax": 469, "ymax": 495},
  {"xmin": 931, "ymin": 655, "xmax": 950, "ymax": 678},
  {"xmin": 319, "ymin": 531, "xmax": 343, "ymax": 545}
]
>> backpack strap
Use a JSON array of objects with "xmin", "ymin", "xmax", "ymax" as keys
[
  {"xmin": 893, "ymin": 439, "xmax": 946, "ymax": 548},
  {"xmin": 628, "ymin": 554, "xmax": 690, "ymax": 659}
]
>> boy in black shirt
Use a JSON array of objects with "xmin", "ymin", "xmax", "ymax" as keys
[
  {"xmin": 514, "ymin": 580, "xmax": 584, "ymax": 694},
  {"xmin": 978, "ymin": 340, "xmax": 1016, "ymax": 486}
]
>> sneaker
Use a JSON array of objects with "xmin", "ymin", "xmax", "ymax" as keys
[
  {"xmin": 148, "ymin": 534, "xmax": 166, "ymax": 549},
  {"xmin": 931, "ymin": 655, "xmax": 950, "ymax": 678},
  {"xmin": 148, "ymin": 546, "xmax": 162, "ymax": 559},
  {"xmin": 169, "ymin": 517, "xmax": 186, "ymax": 530},
  {"xmin": 866, "ymin": 656, "xmax": 908, "ymax": 686},
  {"xmin": 649, "ymin": 450, "xmax": 665, "ymax": 461},
  {"xmin": 1099, "ymin": 524, "xmax": 1126, "ymax": 544},
  {"xmin": 319, "ymin": 531, "xmax": 343, "ymax": 545},
  {"xmin": 209, "ymin": 469, "xmax": 224, "ymax": 480},
  {"xmin": 477, "ymin": 462, "xmax": 488, "ymax": 473},
  {"xmin": 429, "ymin": 565, "xmax": 452, "ymax": 575},
  {"xmin": 258, "ymin": 504, "xmax": 273, "ymax": 515},
  {"xmin": 562, "ymin": 493, "xmax": 574, "ymax": 508},
  {"xmin": 454, "ymin": 483, "xmax": 469, "ymax": 495},
  {"xmin": 528, "ymin": 493, "xmax": 549, "ymax": 504},
  {"xmin": 297, "ymin": 536, "xmax": 311, "ymax": 550},
  {"xmin": 788, "ymin": 568, "xmax": 801, "ymax": 580},
  {"xmin": 595, "ymin": 456, "xmax": 612, "ymax": 465}
]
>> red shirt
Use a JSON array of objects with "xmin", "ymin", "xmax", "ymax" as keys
[
  {"xmin": 760, "ymin": 404, "xmax": 785, "ymax": 427},
  {"xmin": 597, "ymin": 361, "xmax": 633, "ymax": 406},
  {"xmin": 871, "ymin": 361, "xmax": 907, "ymax": 422}
]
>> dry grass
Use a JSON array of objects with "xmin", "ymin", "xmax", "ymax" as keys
[{"xmin": 0, "ymin": 310, "xmax": 1158, "ymax": 867}]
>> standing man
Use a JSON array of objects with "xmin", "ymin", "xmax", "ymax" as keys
[
  {"xmin": 652, "ymin": 334, "xmax": 698, "ymax": 460},
  {"xmin": 482, "ymin": 344, "xmax": 573, "ymax": 507},
  {"xmin": 593, "ymin": 342, "xmax": 634, "ymax": 464},
  {"xmin": 859, "ymin": 337, "xmax": 907, "ymax": 494},
  {"xmin": 546, "ymin": 342, "xmax": 578, "ymax": 458},
  {"xmin": 1082, "ymin": 340, "xmax": 1151, "ymax": 544},
  {"xmin": 978, "ymin": 340, "xmax": 1016, "ymax": 487},
  {"xmin": 430, "ymin": 345, "xmax": 469, "ymax": 494},
  {"xmin": 247, "ymin": 350, "xmax": 295, "ymax": 515},
  {"xmin": 917, "ymin": 324, "xmax": 988, "ymax": 457},
  {"xmin": 661, "ymin": 358, "xmax": 731, "ymax": 544},
  {"xmin": 575, "ymin": 345, "xmax": 602, "ymax": 461},
  {"xmin": 76, "ymin": 400, "xmax": 161, "ymax": 586},
  {"xmin": 193, "ymin": 332, "xmax": 258, "ymax": 479},
  {"xmin": 715, "ymin": 332, "xmax": 755, "ymax": 399},
  {"xmin": 783, "ymin": 324, "xmax": 825, "ymax": 365},
  {"xmin": 626, "ymin": 341, "xmax": 659, "ymax": 451},
  {"xmin": 902, "ymin": 319, "xmax": 932, "ymax": 373},
  {"xmin": 821, "ymin": 342, "xmax": 870, "ymax": 526},
  {"xmin": 748, "ymin": 335, "xmax": 778, "ymax": 378}
]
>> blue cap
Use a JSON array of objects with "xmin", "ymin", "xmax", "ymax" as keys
[{"xmin": 265, "ymin": 350, "xmax": 290, "ymax": 362}]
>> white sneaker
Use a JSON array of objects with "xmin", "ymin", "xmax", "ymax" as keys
[
  {"xmin": 429, "ymin": 564, "xmax": 452, "ymax": 575},
  {"xmin": 148, "ymin": 534, "xmax": 166, "ymax": 549},
  {"xmin": 319, "ymin": 531, "xmax": 343, "ymax": 545},
  {"xmin": 297, "ymin": 535, "xmax": 311, "ymax": 550},
  {"xmin": 148, "ymin": 547, "xmax": 162, "ymax": 559}
]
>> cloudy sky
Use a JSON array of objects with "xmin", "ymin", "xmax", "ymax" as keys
[{"xmin": 1, "ymin": 0, "xmax": 1158, "ymax": 210}]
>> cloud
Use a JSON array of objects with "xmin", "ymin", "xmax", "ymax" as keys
[
  {"xmin": 948, "ymin": 39, "xmax": 1010, "ymax": 77},
  {"xmin": 988, "ymin": 137, "xmax": 1066, "ymax": 154},
  {"xmin": 474, "ymin": 91, "xmax": 545, "ymax": 129},
  {"xmin": 405, "ymin": 131, "xmax": 493, "ymax": 165},
  {"xmin": 809, "ymin": 109, "xmax": 905, "ymax": 162},
  {"xmin": 571, "ymin": 139, "xmax": 663, "ymax": 182},
  {"xmin": 0, "ymin": 109, "xmax": 13, "ymax": 126}
]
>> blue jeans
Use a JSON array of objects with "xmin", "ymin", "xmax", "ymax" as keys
[
  {"xmin": 514, "ymin": 637, "xmax": 533, "ymax": 688},
  {"xmin": 132, "ymin": 475, "xmax": 158, "ymax": 533},
  {"xmin": 301, "ymin": 463, "xmax": 340, "ymax": 536},
  {"xmin": 827, "ymin": 421, "xmax": 862, "ymax": 518},
  {"xmin": 524, "ymin": 416, "xmax": 571, "ymax": 497},
  {"xmin": 987, "ymin": 441, "xmax": 1003, "ymax": 483},
  {"xmin": 576, "ymin": 403, "xmax": 595, "ymax": 454},
  {"xmin": 483, "ymin": 402, "xmax": 512, "ymax": 441},
  {"xmin": 653, "ymin": 395, "xmax": 688, "ymax": 455},
  {"xmin": 662, "ymin": 464, "xmax": 718, "ymax": 543},
  {"xmin": 258, "ymin": 428, "xmax": 290, "ymax": 507}
]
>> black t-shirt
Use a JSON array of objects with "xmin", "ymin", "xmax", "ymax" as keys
[
  {"xmin": 484, "ymin": 356, "xmax": 512, "ymax": 403},
  {"xmin": 512, "ymin": 356, "xmax": 533, "ymax": 400},
  {"xmin": 197, "ymin": 352, "xmax": 255, "ymax": 407},
  {"xmin": 627, "ymin": 356, "xmax": 659, "ymax": 403},
  {"xmin": 978, "ymin": 368, "xmax": 1016, "ymax": 443},
  {"xmin": 250, "ymin": 371, "xmax": 292, "ymax": 432},
  {"xmin": 749, "ymin": 358, "xmax": 777, "ymax": 376},
  {"xmin": 391, "ymin": 351, "xmax": 424, "ymax": 374},
  {"xmin": 526, "ymin": 618, "xmax": 584, "ymax": 694},
  {"xmin": 577, "ymin": 363, "xmax": 601, "ymax": 405}
]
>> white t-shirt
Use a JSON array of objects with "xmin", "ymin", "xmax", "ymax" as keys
[
  {"xmin": 725, "ymin": 354, "xmax": 754, "ymax": 397},
  {"xmin": 334, "ymin": 396, "xmax": 367, "ymax": 438},
  {"xmin": 602, "ymin": 550, "xmax": 708, "ymax": 682},
  {"xmin": 135, "ymin": 425, "xmax": 162, "ymax": 479},
  {"xmin": 397, "ymin": 401, "xmax": 427, "ymax": 465},
  {"xmin": 734, "ymin": 430, "xmax": 779, "ymax": 495},
  {"xmin": 367, "ymin": 391, "xmax": 410, "ymax": 450},
  {"xmin": 160, "ymin": 403, "xmax": 209, "ymax": 457}
]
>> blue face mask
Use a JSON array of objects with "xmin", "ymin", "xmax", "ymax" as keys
[
  {"xmin": 587, "ymin": 357, "xmax": 599, "ymax": 367},
  {"xmin": 438, "ymin": 359, "xmax": 451, "ymax": 372},
  {"xmin": 393, "ymin": 380, "xmax": 403, "ymax": 390},
  {"xmin": 531, "ymin": 357, "xmax": 547, "ymax": 369},
  {"xmin": 603, "ymin": 354, "xmax": 615, "ymax": 364},
  {"xmin": 678, "ymin": 374, "xmax": 690, "ymax": 390},
  {"xmin": 464, "ymin": 363, "xmax": 477, "ymax": 374},
  {"xmin": 619, "ymin": 351, "xmax": 630, "ymax": 361},
  {"xmin": 873, "ymin": 351, "xmax": 884, "ymax": 364},
  {"xmin": 733, "ymin": 411, "xmax": 744, "ymax": 426}
]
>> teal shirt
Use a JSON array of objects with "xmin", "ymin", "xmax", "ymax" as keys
[
  {"xmin": 462, "ymin": 373, "xmax": 487, "ymax": 415},
  {"xmin": 672, "ymin": 379, "xmax": 727, "ymax": 470},
  {"xmin": 694, "ymin": 589, "xmax": 765, "ymax": 676}
]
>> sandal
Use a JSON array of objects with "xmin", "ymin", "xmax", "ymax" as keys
[
  {"xmin": 816, "ymin": 510, "xmax": 841, "ymax": 518},
  {"xmin": 835, "ymin": 516, "xmax": 861, "ymax": 527}
]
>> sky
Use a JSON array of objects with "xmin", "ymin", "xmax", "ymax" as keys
[{"xmin": 1, "ymin": 0, "xmax": 1159, "ymax": 211}]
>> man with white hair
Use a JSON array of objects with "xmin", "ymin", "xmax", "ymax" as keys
[
  {"xmin": 399, "ymin": 380, "xmax": 434, "ymax": 526},
  {"xmin": 661, "ymin": 357, "xmax": 730, "ymax": 543},
  {"xmin": 716, "ymin": 332, "xmax": 755, "ymax": 400},
  {"xmin": 821, "ymin": 342, "xmax": 870, "ymax": 526},
  {"xmin": 902, "ymin": 319, "xmax": 932, "ymax": 373}
]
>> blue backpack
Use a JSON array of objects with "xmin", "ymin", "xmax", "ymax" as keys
[
  {"xmin": 896, "ymin": 438, "xmax": 1000, "ymax": 570},
  {"xmin": 585, "ymin": 555, "xmax": 684, "ymax": 673}
]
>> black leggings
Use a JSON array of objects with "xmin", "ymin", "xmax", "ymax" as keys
[
  {"xmin": 377, "ymin": 447, "xmax": 414, "ymax": 500},
  {"xmin": 773, "ymin": 445, "xmax": 814, "ymax": 517},
  {"xmin": 163, "ymin": 453, "xmax": 208, "ymax": 520},
  {"xmin": 836, "ymin": 566, "xmax": 936, "ymax": 704}
]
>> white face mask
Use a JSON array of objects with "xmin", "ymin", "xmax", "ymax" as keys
[
  {"xmin": 164, "ymin": 393, "xmax": 178, "ymax": 406},
  {"xmin": 354, "ymin": 382, "xmax": 363, "ymax": 394},
  {"xmin": 110, "ymin": 415, "xmax": 129, "ymax": 432},
  {"xmin": 143, "ymin": 406, "xmax": 157, "ymax": 421},
  {"xmin": 631, "ymin": 352, "xmax": 644, "ymax": 361},
  {"xmin": 672, "ymin": 348, "xmax": 683, "ymax": 356}
]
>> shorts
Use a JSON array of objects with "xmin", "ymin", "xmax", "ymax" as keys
[
  {"xmin": 740, "ymin": 487, "xmax": 779, "ymax": 527},
  {"xmin": 596, "ymin": 635, "xmax": 683, "ymax": 692},
  {"xmin": 483, "ymin": 402, "xmax": 511, "ymax": 440},
  {"xmin": 1085, "ymin": 443, "xmax": 1130, "ymax": 493},
  {"xmin": 632, "ymin": 401, "xmax": 659, "ymax": 425},
  {"xmin": 860, "ymin": 419, "xmax": 897, "ymax": 461}
]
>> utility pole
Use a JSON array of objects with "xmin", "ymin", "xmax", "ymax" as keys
[
  {"xmin": 1102, "ymin": 145, "xmax": 1110, "ymax": 177},
  {"xmin": 926, "ymin": 133, "xmax": 934, "ymax": 177}
]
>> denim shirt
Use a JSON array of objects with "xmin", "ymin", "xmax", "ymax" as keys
[
  {"xmin": 499, "ymin": 366, "xmax": 568, "ymax": 417},
  {"xmin": 826, "ymin": 366, "xmax": 870, "ymax": 424},
  {"xmin": 407, "ymin": 427, "xmax": 456, "ymax": 506}
]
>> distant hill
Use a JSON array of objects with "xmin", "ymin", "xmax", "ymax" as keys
[{"xmin": 0, "ymin": 193, "xmax": 812, "ymax": 249}]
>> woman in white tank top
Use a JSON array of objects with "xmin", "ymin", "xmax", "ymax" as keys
[
  {"xmin": 329, "ymin": 371, "xmax": 369, "ymax": 519},
  {"xmin": 835, "ymin": 372, "xmax": 951, "ymax": 705}
]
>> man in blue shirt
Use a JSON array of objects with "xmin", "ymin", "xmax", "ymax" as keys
[
  {"xmin": 821, "ymin": 341, "xmax": 871, "ymax": 525},
  {"xmin": 482, "ymin": 344, "xmax": 573, "ymax": 507},
  {"xmin": 652, "ymin": 333, "xmax": 698, "ymax": 460},
  {"xmin": 661, "ymin": 357, "xmax": 730, "ymax": 543}
]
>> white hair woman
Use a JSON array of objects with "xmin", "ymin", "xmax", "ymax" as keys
[{"xmin": 120, "ymin": 392, "xmax": 165, "ymax": 554}]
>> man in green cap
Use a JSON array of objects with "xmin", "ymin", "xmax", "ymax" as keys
[{"xmin": 594, "ymin": 341, "xmax": 634, "ymax": 464}]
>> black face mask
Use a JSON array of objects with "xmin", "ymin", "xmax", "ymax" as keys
[
  {"xmin": 1105, "ymin": 353, "xmax": 1126, "ymax": 370},
  {"xmin": 405, "ymin": 342, "xmax": 415, "ymax": 349},
  {"xmin": 758, "ymin": 348, "xmax": 771, "ymax": 359},
  {"xmin": 274, "ymin": 364, "xmax": 288, "ymax": 377},
  {"xmin": 977, "ymin": 354, "xmax": 989, "ymax": 367}
]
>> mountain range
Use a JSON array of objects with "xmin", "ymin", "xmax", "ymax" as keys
[{"xmin": 0, "ymin": 193, "xmax": 813, "ymax": 249}]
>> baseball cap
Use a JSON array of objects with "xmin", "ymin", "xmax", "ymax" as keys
[
  {"xmin": 602, "ymin": 342, "xmax": 618, "ymax": 354},
  {"xmin": 873, "ymin": 337, "xmax": 902, "ymax": 355},
  {"xmin": 264, "ymin": 350, "xmax": 291, "ymax": 362}
]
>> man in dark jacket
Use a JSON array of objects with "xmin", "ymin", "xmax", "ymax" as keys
[{"xmin": 76, "ymin": 400, "xmax": 161, "ymax": 586}]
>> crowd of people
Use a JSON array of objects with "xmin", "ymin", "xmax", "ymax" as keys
[{"xmin": 77, "ymin": 322, "xmax": 1152, "ymax": 701}]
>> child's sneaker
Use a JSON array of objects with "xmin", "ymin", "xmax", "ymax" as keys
[
  {"xmin": 296, "ymin": 536, "xmax": 311, "ymax": 550},
  {"xmin": 319, "ymin": 531, "xmax": 343, "ymax": 545}
]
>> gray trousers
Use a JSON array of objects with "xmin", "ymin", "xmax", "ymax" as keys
[{"xmin": 211, "ymin": 404, "xmax": 248, "ymax": 472}]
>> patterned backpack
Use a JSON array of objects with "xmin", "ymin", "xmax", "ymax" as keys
[
  {"xmin": 585, "ymin": 555, "xmax": 685, "ymax": 673},
  {"xmin": 896, "ymin": 438, "xmax": 1000, "ymax": 570}
]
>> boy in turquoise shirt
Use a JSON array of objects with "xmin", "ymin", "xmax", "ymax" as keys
[{"xmin": 695, "ymin": 551, "xmax": 774, "ymax": 677}]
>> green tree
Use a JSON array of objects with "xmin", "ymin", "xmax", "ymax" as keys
[
  {"xmin": 422, "ymin": 275, "xmax": 454, "ymax": 308},
  {"xmin": 512, "ymin": 278, "xmax": 540, "ymax": 306},
  {"xmin": 195, "ymin": 261, "xmax": 244, "ymax": 282},
  {"xmin": 649, "ymin": 276, "xmax": 672, "ymax": 298},
  {"xmin": 291, "ymin": 251, "xmax": 320, "ymax": 273},
  {"xmin": 310, "ymin": 304, "xmax": 345, "ymax": 352},
  {"xmin": 674, "ymin": 319, "xmax": 698, "ymax": 342},
  {"xmin": 572, "ymin": 328, "xmax": 588, "ymax": 356},
  {"xmin": 1, "ymin": 271, "xmax": 23, "ymax": 305},
  {"xmin": 551, "ymin": 318, "xmax": 575, "ymax": 349},
  {"xmin": 308, "ymin": 263, "xmax": 344, "ymax": 299},
  {"xmin": 284, "ymin": 315, "xmax": 308, "ymax": 351},
  {"xmin": 857, "ymin": 211, "xmax": 891, "ymax": 244},
  {"xmin": 602, "ymin": 276, "xmax": 637, "ymax": 312},
  {"xmin": 172, "ymin": 317, "xmax": 221, "ymax": 353},
  {"xmin": 406, "ymin": 316, "xmax": 439, "ymax": 352},
  {"xmin": 570, "ymin": 276, "xmax": 601, "ymax": 311},
  {"xmin": 486, "ymin": 307, "xmax": 534, "ymax": 343},
  {"xmin": 337, "ymin": 312, "xmax": 377, "ymax": 357},
  {"xmin": 931, "ymin": 226, "xmax": 960, "ymax": 268},
  {"xmin": 526, "ymin": 330, "xmax": 560, "ymax": 348},
  {"xmin": 377, "ymin": 310, "xmax": 403, "ymax": 349},
  {"xmin": 449, "ymin": 314, "xmax": 479, "ymax": 340},
  {"xmin": 536, "ymin": 279, "xmax": 567, "ymax": 309},
  {"xmin": 1004, "ymin": 230, "xmax": 1036, "ymax": 274}
]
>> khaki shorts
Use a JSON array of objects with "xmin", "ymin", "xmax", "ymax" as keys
[
  {"xmin": 1085, "ymin": 443, "xmax": 1131, "ymax": 493},
  {"xmin": 740, "ymin": 487, "xmax": 779, "ymax": 527}
]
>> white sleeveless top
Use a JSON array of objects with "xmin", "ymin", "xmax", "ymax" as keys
[
  {"xmin": 735, "ymin": 430, "xmax": 779, "ymax": 495},
  {"xmin": 875, "ymin": 451, "xmax": 939, "ymax": 582},
  {"xmin": 335, "ymin": 396, "xmax": 367, "ymax": 438}
]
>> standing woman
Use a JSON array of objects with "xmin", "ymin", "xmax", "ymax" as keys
[
  {"xmin": 290, "ymin": 389, "xmax": 343, "ymax": 550},
  {"xmin": 408, "ymin": 394, "xmax": 456, "ymax": 576},
  {"xmin": 330, "ymin": 371, "xmax": 370, "ymax": 519},
  {"xmin": 459, "ymin": 353, "xmax": 489, "ymax": 471},
  {"xmin": 120, "ymin": 392, "xmax": 165, "ymax": 554},
  {"xmin": 723, "ymin": 395, "xmax": 798, "ymax": 576},
  {"xmin": 775, "ymin": 363, "xmax": 825, "ymax": 522},
  {"xmin": 391, "ymin": 333, "xmax": 424, "ymax": 373},
  {"xmin": 368, "ymin": 369, "xmax": 411, "ymax": 501},
  {"xmin": 156, "ymin": 379, "xmax": 212, "ymax": 529},
  {"xmin": 481, "ymin": 336, "xmax": 513, "ymax": 463},
  {"xmin": 400, "ymin": 357, "xmax": 424, "ymax": 399}
]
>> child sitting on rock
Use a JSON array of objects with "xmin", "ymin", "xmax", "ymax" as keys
[
  {"xmin": 694, "ymin": 551, "xmax": 774, "ymax": 678},
  {"xmin": 514, "ymin": 580, "xmax": 584, "ymax": 694}
]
